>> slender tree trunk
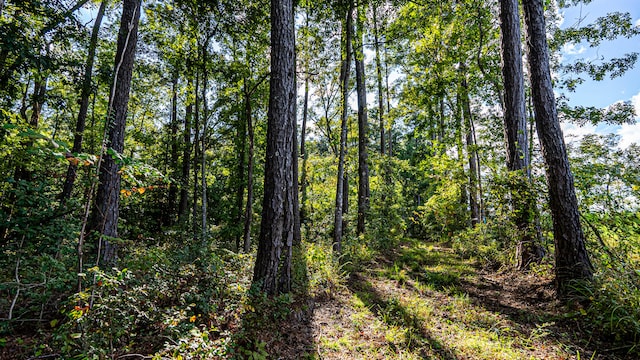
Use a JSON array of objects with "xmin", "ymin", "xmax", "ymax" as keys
[
  {"xmin": 253, "ymin": 0, "xmax": 298, "ymax": 295},
  {"xmin": 354, "ymin": 3, "xmax": 370, "ymax": 235},
  {"xmin": 243, "ymin": 83, "xmax": 255, "ymax": 253},
  {"xmin": 300, "ymin": 74, "xmax": 309, "ymax": 225},
  {"xmin": 90, "ymin": 0, "xmax": 141, "ymax": 265},
  {"xmin": 460, "ymin": 76, "xmax": 480, "ymax": 226},
  {"xmin": 61, "ymin": 0, "xmax": 106, "ymax": 203},
  {"xmin": 373, "ymin": 5, "xmax": 385, "ymax": 155},
  {"xmin": 166, "ymin": 72, "xmax": 179, "ymax": 225},
  {"xmin": 200, "ymin": 41, "xmax": 209, "ymax": 247},
  {"xmin": 334, "ymin": 3, "xmax": 353, "ymax": 254},
  {"xmin": 300, "ymin": 6, "xmax": 310, "ymax": 226},
  {"xmin": 522, "ymin": 0, "xmax": 592, "ymax": 297},
  {"xmin": 385, "ymin": 44, "xmax": 393, "ymax": 157},
  {"xmin": 192, "ymin": 70, "xmax": 200, "ymax": 241},
  {"xmin": 234, "ymin": 106, "xmax": 246, "ymax": 251},
  {"xmin": 241, "ymin": 72, "xmax": 269, "ymax": 252},
  {"xmin": 454, "ymin": 94, "xmax": 468, "ymax": 211},
  {"xmin": 178, "ymin": 74, "xmax": 193, "ymax": 224}
]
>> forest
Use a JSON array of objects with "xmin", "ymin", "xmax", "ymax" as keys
[{"xmin": 1, "ymin": 0, "xmax": 640, "ymax": 358}]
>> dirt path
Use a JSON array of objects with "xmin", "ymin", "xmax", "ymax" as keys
[{"xmin": 303, "ymin": 240, "xmax": 630, "ymax": 360}]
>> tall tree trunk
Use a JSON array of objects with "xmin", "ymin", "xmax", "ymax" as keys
[
  {"xmin": 166, "ymin": 72, "xmax": 179, "ymax": 226},
  {"xmin": 499, "ymin": 0, "xmax": 542, "ymax": 270},
  {"xmin": 300, "ymin": 5, "xmax": 310, "ymax": 227},
  {"xmin": 354, "ymin": 2, "xmax": 369, "ymax": 235},
  {"xmin": 234, "ymin": 104, "xmax": 247, "ymax": 251},
  {"xmin": 243, "ymin": 83, "xmax": 255, "ymax": 253},
  {"xmin": 522, "ymin": 0, "xmax": 592, "ymax": 297},
  {"xmin": 373, "ymin": 5, "xmax": 385, "ymax": 155},
  {"xmin": 241, "ymin": 72, "xmax": 269, "ymax": 253},
  {"xmin": 253, "ymin": 0, "xmax": 298, "ymax": 295},
  {"xmin": 454, "ymin": 94, "xmax": 468, "ymax": 211},
  {"xmin": 300, "ymin": 73, "xmax": 309, "ymax": 226},
  {"xmin": 192, "ymin": 71, "xmax": 200, "ymax": 240},
  {"xmin": 384, "ymin": 44, "xmax": 392, "ymax": 157},
  {"xmin": 200, "ymin": 40, "xmax": 209, "ymax": 247},
  {"xmin": 61, "ymin": 0, "xmax": 106, "ymax": 203},
  {"xmin": 460, "ymin": 76, "xmax": 480, "ymax": 226},
  {"xmin": 333, "ymin": 3, "xmax": 353, "ymax": 254},
  {"xmin": 91, "ymin": 0, "xmax": 141, "ymax": 265},
  {"xmin": 178, "ymin": 73, "xmax": 193, "ymax": 223}
]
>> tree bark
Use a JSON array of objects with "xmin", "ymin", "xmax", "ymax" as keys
[
  {"xmin": 91, "ymin": 0, "xmax": 141, "ymax": 265},
  {"xmin": 243, "ymin": 82, "xmax": 255, "ymax": 253},
  {"xmin": 192, "ymin": 70, "xmax": 200, "ymax": 240},
  {"xmin": 253, "ymin": 0, "xmax": 298, "ymax": 295},
  {"xmin": 60, "ymin": 0, "xmax": 106, "ymax": 203},
  {"xmin": 333, "ymin": 3, "xmax": 353, "ymax": 254},
  {"xmin": 300, "ymin": 5, "xmax": 310, "ymax": 226},
  {"xmin": 499, "ymin": 0, "xmax": 542, "ymax": 270},
  {"xmin": 235, "ymin": 105, "xmax": 247, "ymax": 251},
  {"xmin": 460, "ymin": 76, "xmax": 480, "ymax": 226},
  {"xmin": 373, "ymin": 5, "xmax": 385, "ymax": 156},
  {"xmin": 166, "ymin": 72, "xmax": 179, "ymax": 226},
  {"xmin": 354, "ymin": 2, "xmax": 370, "ymax": 235},
  {"xmin": 200, "ymin": 40, "xmax": 210, "ymax": 246},
  {"xmin": 178, "ymin": 73, "xmax": 193, "ymax": 223},
  {"xmin": 522, "ymin": 0, "xmax": 592, "ymax": 296}
]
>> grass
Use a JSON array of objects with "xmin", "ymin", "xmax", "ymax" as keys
[{"xmin": 308, "ymin": 238, "xmax": 612, "ymax": 359}]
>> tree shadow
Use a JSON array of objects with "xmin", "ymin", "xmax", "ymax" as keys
[
  {"xmin": 347, "ymin": 272, "xmax": 459, "ymax": 359},
  {"xmin": 389, "ymin": 241, "xmax": 626, "ymax": 359}
]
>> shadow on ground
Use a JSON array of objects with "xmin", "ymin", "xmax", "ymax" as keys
[{"xmin": 347, "ymin": 272, "xmax": 459, "ymax": 359}]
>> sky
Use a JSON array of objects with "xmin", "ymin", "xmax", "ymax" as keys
[{"xmin": 558, "ymin": 0, "xmax": 640, "ymax": 148}]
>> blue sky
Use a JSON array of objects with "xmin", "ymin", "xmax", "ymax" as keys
[{"xmin": 558, "ymin": 0, "xmax": 640, "ymax": 147}]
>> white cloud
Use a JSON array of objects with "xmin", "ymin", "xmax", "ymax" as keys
[
  {"xmin": 562, "ymin": 122, "xmax": 597, "ymax": 144},
  {"xmin": 632, "ymin": 92, "xmax": 640, "ymax": 116},
  {"xmin": 635, "ymin": 18, "xmax": 640, "ymax": 28},
  {"xmin": 617, "ymin": 123, "xmax": 640, "ymax": 148},
  {"xmin": 562, "ymin": 43, "xmax": 587, "ymax": 56},
  {"xmin": 616, "ymin": 92, "xmax": 640, "ymax": 148}
]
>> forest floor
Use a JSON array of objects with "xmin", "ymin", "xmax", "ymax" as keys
[
  {"xmin": 264, "ymin": 239, "xmax": 633, "ymax": 360},
  {"xmin": 2, "ymin": 239, "xmax": 634, "ymax": 359}
]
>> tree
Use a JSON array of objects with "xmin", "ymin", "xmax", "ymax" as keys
[
  {"xmin": 372, "ymin": 1, "xmax": 386, "ymax": 155},
  {"xmin": 353, "ymin": 0, "xmax": 370, "ymax": 235},
  {"xmin": 60, "ymin": 0, "xmax": 107, "ymax": 204},
  {"xmin": 498, "ymin": 0, "xmax": 542, "ymax": 269},
  {"xmin": 90, "ymin": 0, "xmax": 142, "ymax": 265},
  {"xmin": 252, "ymin": 0, "xmax": 298, "ymax": 294},
  {"xmin": 522, "ymin": 0, "xmax": 592, "ymax": 296},
  {"xmin": 333, "ymin": 1, "xmax": 353, "ymax": 254}
]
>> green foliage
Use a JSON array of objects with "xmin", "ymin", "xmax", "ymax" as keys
[
  {"xmin": 407, "ymin": 151, "xmax": 468, "ymax": 240},
  {"xmin": 53, "ymin": 241, "xmax": 254, "ymax": 358},
  {"xmin": 570, "ymin": 272, "xmax": 640, "ymax": 351},
  {"xmin": 451, "ymin": 221, "xmax": 513, "ymax": 269}
]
